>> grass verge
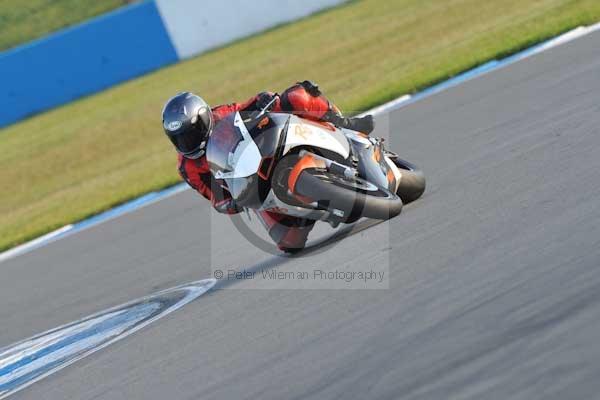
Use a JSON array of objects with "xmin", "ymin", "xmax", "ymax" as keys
[
  {"xmin": 1, "ymin": 0, "xmax": 600, "ymax": 251},
  {"xmin": 0, "ymin": 0, "xmax": 129, "ymax": 52}
]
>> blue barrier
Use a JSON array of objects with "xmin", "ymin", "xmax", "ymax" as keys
[
  {"xmin": 0, "ymin": 0, "xmax": 344, "ymax": 128},
  {"xmin": 0, "ymin": 1, "xmax": 177, "ymax": 128}
]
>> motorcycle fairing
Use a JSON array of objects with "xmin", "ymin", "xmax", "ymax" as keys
[
  {"xmin": 210, "ymin": 112, "xmax": 262, "ymax": 180},
  {"xmin": 282, "ymin": 115, "xmax": 350, "ymax": 159},
  {"xmin": 206, "ymin": 111, "xmax": 402, "ymax": 215}
]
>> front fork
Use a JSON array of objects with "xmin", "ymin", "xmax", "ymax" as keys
[{"xmin": 351, "ymin": 137, "xmax": 398, "ymax": 193}]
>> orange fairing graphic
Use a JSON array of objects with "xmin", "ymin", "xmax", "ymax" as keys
[
  {"xmin": 386, "ymin": 169, "xmax": 395, "ymax": 184},
  {"xmin": 257, "ymin": 117, "xmax": 269, "ymax": 129},
  {"xmin": 287, "ymin": 154, "xmax": 326, "ymax": 194},
  {"xmin": 294, "ymin": 124, "xmax": 312, "ymax": 140},
  {"xmin": 258, "ymin": 156, "xmax": 274, "ymax": 180},
  {"xmin": 373, "ymin": 146, "xmax": 382, "ymax": 162}
]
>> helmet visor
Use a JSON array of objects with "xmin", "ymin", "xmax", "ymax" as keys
[{"xmin": 169, "ymin": 124, "xmax": 206, "ymax": 155}]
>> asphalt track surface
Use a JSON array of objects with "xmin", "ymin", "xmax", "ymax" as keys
[{"xmin": 2, "ymin": 31, "xmax": 600, "ymax": 400}]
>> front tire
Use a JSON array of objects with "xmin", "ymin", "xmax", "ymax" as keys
[
  {"xmin": 392, "ymin": 157, "xmax": 426, "ymax": 203},
  {"xmin": 293, "ymin": 169, "xmax": 403, "ymax": 222}
]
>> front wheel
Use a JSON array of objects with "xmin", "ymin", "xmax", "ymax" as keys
[
  {"xmin": 293, "ymin": 169, "xmax": 403, "ymax": 222},
  {"xmin": 391, "ymin": 157, "xmax": 426, "ymax": 204}
]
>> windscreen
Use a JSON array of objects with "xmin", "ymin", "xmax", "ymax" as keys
[{"xmin": 206, "ymin": 113, "xmax": 244, "ymax": 176}]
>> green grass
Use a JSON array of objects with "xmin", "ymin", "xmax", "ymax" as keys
[
  {"xmin": 0, "ymin": 0, "xmax": 130, "ymax": 52},
  {"xmin": 1, "ymin": 0, "xmax": 600, "ymax": 251}
]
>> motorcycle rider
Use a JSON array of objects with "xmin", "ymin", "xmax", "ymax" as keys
[{"xmin": 162, "ymin": 81, "xmax": 374, "ymax": 253}]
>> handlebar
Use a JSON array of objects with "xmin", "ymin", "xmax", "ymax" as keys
[{"xmin": 243, "ymin": 96, "xmax": 278, "ymax": 122}]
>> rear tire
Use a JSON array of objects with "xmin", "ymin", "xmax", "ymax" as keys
[{"xmin": 392, "ymin": 158, "xmax": 426, "ymax": 204}]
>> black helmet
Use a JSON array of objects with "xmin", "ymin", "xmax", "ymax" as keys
[{"xmin": 162, "ymin": 92, "xmax": 214, "ymax": 159}]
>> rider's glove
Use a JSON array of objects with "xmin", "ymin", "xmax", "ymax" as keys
[{"xmin": 255, "ymin": 92, "xmax": 277, "ymax": 110}]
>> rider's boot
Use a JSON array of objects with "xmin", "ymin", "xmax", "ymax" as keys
[
  {"xmin": 256, "ymin": 210, "xmax": 315, "ymax": 254},
  {"xmin": 277, "ymin": 221, "xmax": 314, "ymax": 254},
  {"xmin": 323, "ymin": 111, "xmax": 375, "ymax": 134}
]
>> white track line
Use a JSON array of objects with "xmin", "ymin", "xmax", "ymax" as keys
[{"xmin": 0, "ymin": 225, "xmax": 73, "ymax": 263}]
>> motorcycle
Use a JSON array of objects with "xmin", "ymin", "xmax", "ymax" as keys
[{"xmin": 206, "ymin": 98, "xmax": 425, "ymax": 228}]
